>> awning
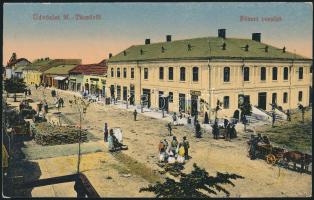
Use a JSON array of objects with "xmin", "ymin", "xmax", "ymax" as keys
[{"xmin": 54, "ymin": 76, "xmax": 67, "ymax": 81}]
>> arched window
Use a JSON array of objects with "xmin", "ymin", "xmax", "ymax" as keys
[
  {"xmin": 117, "ymin": 67, "xmax": 121, "ymax": 78},
  {"xmin": 244, "ymin": 67, "xmax": 250, "ymax": 81},
  {"xmin": 260, "ymin": 67, "xmax": 266, "ymax": 81},
  {"xmin": 111, "ymin": 68, "xmax": 114, "ymax": 77},
  {"xmin": 272, "ymin": 67, "xmax": 278, "ymax": 80},
  {"xmin": 192, "ymin": 67, "xmax": 199, "ymax": 82},
  {"xmin": 299, "ymin": 67, "xmax": 303, "ymax": 80},
  {"xmin": 283, "ymin": 67, "xmax": 289, "ymax": 80},
  {"xmin": 180, "ymin": 67, "xmax": 185, "ymax": 81},
  {"xmin": 223, "ymin": 67, "xmax": 230, "ymax": 82},
  {"xmin": 123, "ymin": 68, "xmax": 127, "ymax": 78}
]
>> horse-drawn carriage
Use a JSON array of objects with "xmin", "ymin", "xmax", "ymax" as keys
[
  {"xmin": 248, "ymin": 139, "xmax": 312, "ymax": 173},
  {"xmin": 255, "ymin": 143, "xmax": 286, "ymax": 165}
]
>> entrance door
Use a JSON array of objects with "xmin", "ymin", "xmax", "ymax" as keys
[
  {"xmin": 191, "ymin": 95, "xmax": 198, "ymax": 116},
  {"xmin": 142, "ymin": 89, "xmax": 151, "ymax": 108},
  {"xmin": 159, "ymin": 91, "xmax": 164, "ymax": 109},
  {"xmin": 123, "ymin": 86, "xmax": 127, "ymax": 101},
  {"xmin": 258, "ymin": 92, "xmax": 267, "ymax": 110},
  {"xmin": 179, "ymin": 93, "xmax": 186, "ymax": 112}
]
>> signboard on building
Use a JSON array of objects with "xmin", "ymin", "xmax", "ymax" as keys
[{"xmin": 190, "ymin": 90, "xmax": 201, "ymax": 96}]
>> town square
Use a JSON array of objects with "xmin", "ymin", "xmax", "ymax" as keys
[{"xmin": 2, "ymin": 2, "xmax": 312, "ymax": 198}]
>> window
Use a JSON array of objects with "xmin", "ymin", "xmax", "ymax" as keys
[
  {"xmin": 272, "ymin": 67, "xmax": 278, "ymax": 80},
  {"xmin": 131, "ymin": 68, "xmax": 134, "ymax": 79},
  {"xmin": 283, "ymin": 67, "xmax": 289, "ymax": 80},
  {"xmin": 111, "ymin": 68, "xmax": 114, "ymax": 77},
  {"xmin": 168, "ymin": 67, "xmax": 173, "ymax": 80},
  {"xmin": 298, "ymin": 91, "xmax": 303, "ymax": 102},
  {"xmin": 261, "ymin": 67, "xmax": 266, "ymax": 81},
  {"xmin": 169, "ymin": 92, "xmax": 173, "ymax": 103},
  {"xmin": 223, "ymin": 96, "xmax": 230, "ymax": 109},
  {"xmin": 283, "ymin": 92, "xmax": 288, "ymax": 103},
  {"xmin": 299, "ymin": 67, "xmax": 303, "ymax": 80},
  {"xmin": 144, "ymin": 68, "xmax": 148, "ymax": 79},
  {"xmin": 272, "ymin": 93, "xmax": 277, "ymax": 104},
  {"xmin": 117, "ymin": 67, "xmax": 121, "ymax": 78},
  {"xmin": 244, "ymin": 67, "xmax": 250, "ymax": 81},
  {"xmin": 117, "ymin": 85, "xmax": 121, "ymax": 100},
  {"xmin": 192, "ymin": 67, "xmax": 199, "ymax": 82},
  {"xmin": 123, "ymin": 68, "xmax": 127, "ymax": 78},
  {"xmin": 180, "ymin": 67, "xmax": 186, "ymax": 81},
  {"xmin": 223, "ymin": 67, "xmax": 230, "ymax": 82},
  {"xmin": 159, "ymin": 67, "xmax": 164, "ymax": 80}
]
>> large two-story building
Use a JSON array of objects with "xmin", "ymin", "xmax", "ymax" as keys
[{"xmin": 107, "ymin": 29, "xmax": 312, "ymax": 120}]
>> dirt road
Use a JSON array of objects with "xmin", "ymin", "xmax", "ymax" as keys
[{"xmin": 16, "ymin": 87, "xmax": 312, "ymax": 197}]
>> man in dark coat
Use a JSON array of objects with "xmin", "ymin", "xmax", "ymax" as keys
[
  {"xmin": 212, "ymin": 120, "xmax": 219, "ymax": 139},
  {"xmin": 195, "ymin": 120, "xmax": 201, "ymax": 138},
  {"xmin": 182, "ymin": 136, "xmax": 190, "ymax": 160},
  {"xmin": 286, "ymin": 109, "xmax": 291, "ymax": 121},
  {"xmin": 133, "ymin": 109, "xmax": 137, "ymax": 121},
  {"xmin": 272, "ymin": 112, "xmax": 276, "ymax": 127},
  {"xmin": 167, "ymin": 122, "xmax": 172, "ymax": 136},
  {"xmin": 104, "ymin": 123, "xmax": 109, "ymax": 142}
]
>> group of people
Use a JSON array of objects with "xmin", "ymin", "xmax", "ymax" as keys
[
  {"xmin": 55, "ymin": 97, "xmax": 64, "ymax": 109},
  {"xmin": 211, "ymin": 118, "xmax": 237, "ymax": 140},
  {"xmin": 248, "ymin": 133, "xmax": 271, "ymax": 160},
  {"xmin": 158, "ymin": 136, "xmax": 190, "ymax": 164},
  {"xmin": 24, "ymin": 88, "xmax": 32, "ymax": 96}
]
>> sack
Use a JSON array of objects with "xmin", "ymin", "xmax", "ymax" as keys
[{"xmin": 178, "ymin": 147, "xmax": 185, "ymax": 157}]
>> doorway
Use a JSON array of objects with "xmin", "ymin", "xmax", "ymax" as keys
[
  {"xmin": 258, "ymin": 92, "xmax": 267, "ymax": 110},
  {"xmin": 191, "ymin": 95, "xmax": 198, "ymax": 116},
  {"xmin": 142, "ymin": 89, "xmax": 151, "ymax": 108}
]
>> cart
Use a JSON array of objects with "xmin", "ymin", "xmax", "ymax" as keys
[{"xmin": 255, "ymin": 143, "xmax": 286, "ymax": 165}]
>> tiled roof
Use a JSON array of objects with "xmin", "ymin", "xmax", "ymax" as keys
[
  {"xmin": 108, "ymin": 37, "xmax": 311, "ymax": 62},
  {"xmin": 69, "ymin": 63, "xmax": 107, "ymax": 75},
  {"xmin": 6, "ymin": 58, "xmax": 31, "ymax": 68}
]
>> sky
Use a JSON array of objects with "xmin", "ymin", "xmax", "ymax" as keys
[{"xmin": 3, "ymin": 2, "xmax": 313, "ymax": 65}]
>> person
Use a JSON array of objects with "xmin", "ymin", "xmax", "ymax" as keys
[
  {"xmin": 177, "ymin": 143, "xmax": 185, "ymax": 163},
  {"xmin": 60, "ymin": 97, "xmax": 64, "ymax": 107},
  {"xmin": 242, "ymin": 115, "xmax": 248, "ymax": 132},
  {"xmin": 108, "ymin": 130, "xmax": 114, "ymax": 152},
  {"xmin": 256, "ymin": 133, "xmax": 263, "ymax": 144},
  {"xmin": 163, "ymin": 139, "xmax": 169, "ymax": 150},
  {"xmin": 24, "ymin": 89, "xmax": 28, "ymax": 96},
  {"xmin": 158, "ymin": 140, "xmax": 166, "ymax": 162},
  {"xmin": 44, "ymin": 101, "xmax": 49, "ymax": 113},
  {"xmin": 179, "ymin": 112, "xmax": 183, "ymax": 119},
  {"xmin": 286, "ymin": 109, "xmax": 291, "ymax": 121},
  {"xmin": 28, "ymin": 89, "xmax": 31, "ymax": 95},
  {"xmin": 272, "ymin": 112, "xmax": 276, "ymax": 127},
  {"xmin": 248, "ymin": 135, "xmax": 257, "ymax": 160},
  {"xmin": 167, "ymin": 122, "xmax": 172, "ymax": 136},
  {"xmin": 225, "ymin": 123, "xmax": 231, "ymax": 141},
  {"xmin": 230, "ymin": 124, "xmax": 237, "ymax": 139},
  {"xmin": 262, "ymin": 135, "xmax": 270, "ymax": 145},
  {"xmin": 298, "ymin": 104, "xmax": 305, "ymax": 123},
  {"xmin": 195, "ymin": 120, "xmax": 201, "ymax": 138},
  {"xmin": 224, "ymin": 118, "xmax": 229, "ymax": 129},
  {"xmin": 212, "ymin": 120, "xmax": 219, "ymax": 139},
  {"xmin": 170, "ymin": 136, "xmax": 178, "ymax": 157},
  {"xmin": 182, "ymin": 136, "xmax": 190, "ymax": 160},
  {"xmin": 172, "ymin": 112, "xmax": 177, "ymax": 125},
  {"xmin": 35, "ymin": 84, "xmax": 38, "ymax": 90},
  {"xmin": 104, "ymin": 123, "xmax": 109, "ymax": 142},
  {"xmin": 133, "ymin": 109, "xmax": 137, "ymax": 121}
]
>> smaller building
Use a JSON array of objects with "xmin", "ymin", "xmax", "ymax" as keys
[
  {"xmin": 23, "ymin": 58, "xmax": 53, "ymax": 85},
  {"xmin": 69, "ymin": 60, "xmax": 107, "ymax": 96},
  {"xmin": 5, "ymin": 53, "xmax": 31, "ymax": 79}
]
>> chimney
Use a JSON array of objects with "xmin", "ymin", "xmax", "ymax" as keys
[
  {"xmin": 252, "ymin": 33, "xmax": 261, "ymax": 42},
  {"xmin": 218, "ymin": 29, "xmax": 226, "ymax": 39},
  {"xmin": 109, "ymin": 53, "xmax": 112, "ymax": 58},
  {"xmin": 283, "ymin": 46, "xmax": 286, "ymax": 53},
  {"xmin": 264, "ymin": 46, "xmax": 268, "ymax": 52},
  {"xmin": 145, "ymin": 39, "xmax": 150, "ymax": 45},
  {"xmin": 166, "ymin": 35, "xmax": 172, "ymax": 42}
]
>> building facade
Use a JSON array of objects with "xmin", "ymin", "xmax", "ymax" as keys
[{"xmin": 107, "ymin": 31, "xmax": 312, "ymax": 120}]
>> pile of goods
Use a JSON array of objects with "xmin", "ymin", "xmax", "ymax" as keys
[
  {"xmin": 32, "ymin": 122, "xmax": 88, "ymax": 146},
  {"xmin": 157, "ymin": 162, "xmax": 185, "ymax": 177}
]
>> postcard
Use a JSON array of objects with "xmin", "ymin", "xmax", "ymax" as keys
[{"xmin": 2, "ymin": 2, "xmax": 312, "ymax": 198}]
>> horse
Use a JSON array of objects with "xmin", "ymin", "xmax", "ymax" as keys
[{"xmin": 283, "ymin": 151, "xmax": 312, "ymax": 172}]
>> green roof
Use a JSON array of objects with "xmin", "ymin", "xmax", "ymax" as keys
[
  {"xmin": 23, "ymin": 59, "xmax": 81, "ymax": 72},
  {"xmin": 14, "ymin": 66, "xmax": 27, "ymax": 73},
  {"xmin": 23, "ymin": 60, "xmax": 52, "ymax": 71},
  {"xmin": 109, "ymin": 37, "xmax": 310, "ymax": 62},
  {"xmin": 44, "ymin": 64, "xmax": 77, "ymax": 75}
]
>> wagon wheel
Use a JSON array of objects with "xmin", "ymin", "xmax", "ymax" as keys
[{"xmin": 266, "ymin": 154, "xmax": 277, "ymax": 165}]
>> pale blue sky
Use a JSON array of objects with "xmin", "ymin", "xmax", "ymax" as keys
[{"xmin": 3, "ymin": 2, "xmax": 313, "ymax": 64}]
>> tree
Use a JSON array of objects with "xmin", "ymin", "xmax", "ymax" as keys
[
  {"xmin": 140, "ymin": 163, "xmax": 244, "ymax": 198},
  {"xmin": 4, "ymin": 78, "xmax": 27, "ymax": 102}
]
